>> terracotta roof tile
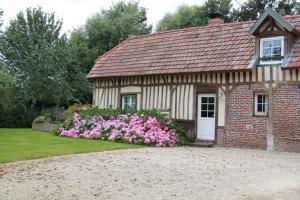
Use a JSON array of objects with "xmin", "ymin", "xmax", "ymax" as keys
[{"xmin": 88, "ymin": 15, "xmax": 300, "ymax": 78}]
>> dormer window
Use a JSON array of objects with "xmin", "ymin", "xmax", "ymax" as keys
[{"xmin": 260, "ymin": 36, "xmax": 284, "ymax": 64}]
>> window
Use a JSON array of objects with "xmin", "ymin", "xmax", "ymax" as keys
[
  {"xmin": 254, "ymin": 93, "xmax": 268, "ymax": 116},
  {"xmin": 260, "ymin": 36, "xmax": 284, "ymax": 64},
  {"xmin": 200, "ymin": 96, "xmax": 215, "ymax": 118},
  {"xmin": 122, "ymin": 95, "xmax": 137, "ymax": 110}
]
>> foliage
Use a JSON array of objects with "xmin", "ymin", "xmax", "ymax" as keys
[
  {"xmin": 232, "ymin": 0, "xmax": 300, "ymax": 21},
  {"xmin": 33, "ymin": 116, "xmax": 52, "ymax": 123},
  {"xmin": 156, "ymin": 5, "xmax": 207, "ymax": 32},
  {"xmin": 64, "ymin": 106, "xmax": 169, "ymax": 123},
  {"xmin": 59, "ymin": 112, "xmax": 185, "ymax": 147},
  {"xmin": 0, "ymin": 128, "xmax": 141, "ymax": 163},
  {"xmin": 156, "ymin": 0, "xmax": 232, "ymax": 32},
  {"xmin": 0, "ymin": 8, "xmax": 3, "ymax": 29},
  {"xmin": 69, "ymin": 27, "xmax": 98, "ymax": 74},
  {"xmin": 0, "ymin": 69, "xmax": 15, "ymax": 111},
  {"xmin": 85, "ymin": 1, "xmax": 152, "ymax": 55},
  {"xmin": 206, "ymin": 0, "xmax": 232, "ymax": 22},
  {"xmin": 0, "ymin": 105, "xmax": 39, "ymax": 128},
  {"xmin": 63, "ymin": 103, "xmax": 92, "ymax": 119},
  {"xmin": 0, "ymin": 7, "xmax": 90, "ymax": 108}
]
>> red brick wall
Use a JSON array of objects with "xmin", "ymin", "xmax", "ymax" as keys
[
  {"xmin": 273, "ymin": 84, "xmax": 300, "ymax": 152},
  {"xmin": 222, "ymin": 84, "xmax": 268, "ymax": 149}
]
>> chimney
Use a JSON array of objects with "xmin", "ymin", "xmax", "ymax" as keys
[{"xmin": 207, "ymin": 8, "xmax": 224, "ymax": 26}]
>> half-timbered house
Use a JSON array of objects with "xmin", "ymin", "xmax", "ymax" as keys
[{"xmin": 88, "ymin": 8, "xmax": 300, "ymax": 152}]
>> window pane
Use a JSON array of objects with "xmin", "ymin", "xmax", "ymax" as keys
[
  {"xmin": 273, "ymin": 39, "xmax": 281, "ymax": 47},
  {"xmin": 131, "ymin": 96, "xmax": 136, "ymax": 105},
  {"xmin": 201, "ymin": 104, "xmax": 207, "ymax": 111},
  {"xmin": 257, "ymin": 104, "xmax": 263, "ymax": 112},
  {"xmin": 201, "ymin": 111, "xmax": 207, "ymax": 117},
  {"xmin": 263, "ymin": 41, "xmax": 272, "ymax": 48},
  {"xmin": 257, "ymin": 95, "xmax": 263, "ymax": 103},
  {"xmin": 263, "ymin": 48, "xmax": 271, "ymax": 56},
  {"xmin": 264, "ymin": 103, "xmax": 268, "ymax": 112},
  {"xmin": 208, "ymin": 111, "xmax": 214, "ymax": 118},
  {"xmin": 208, "ymin": 97, "xmax": 214, "ymax": 103},
  {"xmin": 208, "ymin": 104, "xmax": 214, "ymax": 110},
  {"xmin": 201, "ymin": 97, "xmax": 207, "ymax": 103},
  {"xmin": 272, "ymin": 47, "xmax": 281, "ymax": 56}
]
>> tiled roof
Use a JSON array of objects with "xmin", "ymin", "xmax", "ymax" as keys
[{"xmin": 88, "ymin": 15, "xmax": 300, "ymax": 78}]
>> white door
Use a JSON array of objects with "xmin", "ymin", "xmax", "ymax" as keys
[{"xmin": 197, "ymin": 93, "xmax": 216, "ymax": 140}]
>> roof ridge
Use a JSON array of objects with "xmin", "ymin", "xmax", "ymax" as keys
[
  {"xmin": 128, "ymin": 14, "xmax": 300, "ymax": 41},
  {"xmin": 128, "ymin": 20, "xmax": 255, "ymax": 41}
]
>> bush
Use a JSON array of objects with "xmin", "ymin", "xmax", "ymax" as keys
[
  {"xmin": 63, "ymin": 104, "xmax": 92, "ymax": 119},
  {"xmin": 32, "ymin": 116, "xmax": 52, "ymax": 123},
  {"xmin": 0, "ymin": 106, "xmax": 39, "ymax": 128},
  {"xmin": 59, "ymin": 107, "xmax": 187, "ymax": 146}
]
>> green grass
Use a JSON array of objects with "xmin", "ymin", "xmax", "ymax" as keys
[{"xmin": 0, "ymin": 128, "xmax": 142, "ymax": 164}]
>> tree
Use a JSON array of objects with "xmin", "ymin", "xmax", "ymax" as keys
[
  {"xmin": 156, "ymin": 0, "xmax": 232, "ymax": 32},
  {"xmin": 232, "ymin": 0, "xmax": 299, "ymax": 21},
  {"xmin": 0, "ymin": 7, "xmax": 90, "ymax": 109},
  {"xmin": 69, "ymin": 27, "xmax": 98, "ymax": 74},
  {"xmin": 0, "ymin": 8, "xmax": 3, "ymax": 28},
  {"xmin": 84, "ymin": 1, "xmax": 152, "ymax": 55},
  {"xmin": 0, "ymin": 67, "xmax": 15, "ymax": 111},
  {"xmin": 156, "ymin": 5, "xmax": 207, "ymax": 32},
  {"xmin": 206, "ymin": 0, "xmax": 232, "ymax": 22}
]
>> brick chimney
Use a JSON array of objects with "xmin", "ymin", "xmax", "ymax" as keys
[
  {"xmin": 208, "ymin": 17, "xmax": 224, "ymax": 26},
  {"xmin": 207, "ymin": 8, "xmax": 224, "ymax": 26}
]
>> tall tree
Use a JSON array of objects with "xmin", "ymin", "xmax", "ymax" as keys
[
  {"xmin": 85, "ymin": 1, "xmax": 152, "ymax": 55},
  {"xmin": 0, "ymin": 8, "xmax": 3, "ymax": 28},
  {"xmin": 69, "ymin": 27, "xmax": 98, "ymax": 74},
  {"xmin": 156, "ymin": 0, "xmax": 232, "ymax": 32},
  {"xmin": 0, "ymin": 7, "xmax": 90, "ymax": 109},
  {"xmin": 232, "ymin": 0, "xmax": 299, "ymax": 21},
  {"xmin": 156, "ymin": 5, "xmax": 207, "ymax": 32}
]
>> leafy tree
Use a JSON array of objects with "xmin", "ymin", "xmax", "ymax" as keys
[
  {"xmin": 206, "ymin": 0, "xmax": 232, "ymax": 22},
  {"xmin": 156, "ymin": 0, "xmax": 232, "ymax": 32},
  {"xmin": 0, "ymin": 7, "xmax": 89, "ymax": 109},
  {"xmin": 0, "ymin": 68, "xmax": 14, "ymax": 111},
  {"xmin": 84, "ymin": 1, "xmax": 152, "ymax": 55},
  {"xmin": 69, "ymin": 27, "xmax": 98, "ymax": 74},
  {"xmin": 232, "ymin": 0, "xmax": 299, "ymax": 21},
  {"xmin": 156, "ymin": 5, "xmax": 207, "ymax": 32},
  {"xmin": 0, "ymin": 8, "xmax": 3, "ymax": 28}
]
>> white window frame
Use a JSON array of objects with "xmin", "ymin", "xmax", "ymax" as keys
[
  {"xmin": 121, "ymin": 94, "xmax": 137, "ymax": 110},
  {"xmin": 260, "ymin": 36, "xmax": 284, "ymax": 65},
  {"xmin": 254, "ymin": 93, "xmax": 269, "ymax": 116}
]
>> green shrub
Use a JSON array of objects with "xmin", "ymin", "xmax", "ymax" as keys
[
  {"xmin": 0, "ymin": 106, "xmax": 39, "ymax": 128},
  {"xmin": 137, "ymin": 109, "xmax": 167, "ymax": 123},
  {"xmin": 32, "ymin": 116, "xmax": 52, "ymax": 123},
  {"xmin": 63, "ymin": 104, "xmax": 81, "ymax": 119}
]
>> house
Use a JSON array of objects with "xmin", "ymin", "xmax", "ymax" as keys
[{"xmin": 88, "ymin": 8, "xmax": 300, "ymax": 152}]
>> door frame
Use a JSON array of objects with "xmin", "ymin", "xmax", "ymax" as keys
[{"xmin": 195, "ymin": 91, "xmax": 218, "ymax": 143}]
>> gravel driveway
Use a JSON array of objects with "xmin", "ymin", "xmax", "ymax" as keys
[{"xmin": 1, "ymin": 147, "xmax": 300, "ymax": 200}]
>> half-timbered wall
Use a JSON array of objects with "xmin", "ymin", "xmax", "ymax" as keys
[{"xmin": 93, "ymin": 66, "xmax": 300, "ymax": 123}]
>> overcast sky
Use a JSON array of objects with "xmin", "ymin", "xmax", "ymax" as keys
[{"xmin": 0, "ymin": 0, "xmax": 244, "ymax": 33}]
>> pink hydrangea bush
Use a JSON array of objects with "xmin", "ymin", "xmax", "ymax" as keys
[{"xmin": 58, "ymin": 112, "xmax": 179, "ymax": 147}]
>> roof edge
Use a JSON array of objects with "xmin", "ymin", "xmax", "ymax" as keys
[{"xmin": 250, "ymin": 7, "xmax": 295, "ymax": 35}]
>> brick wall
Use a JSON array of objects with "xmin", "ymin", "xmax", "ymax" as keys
[
  {"xmin": 273, "ymin": 84, "xmax": 300, "ymax": 152},
  {"xmin": 223, "ymin": 84, "xmax": 268, "ymax": 149}
]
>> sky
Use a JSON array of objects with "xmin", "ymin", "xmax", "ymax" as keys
[{"xmin": 0, "ymin": 0, "xmax": 211, "ymax": 33}]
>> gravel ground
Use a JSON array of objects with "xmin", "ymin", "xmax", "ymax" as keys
[{"xmin": 1, "ymin": 147, "xmax": 300, "ymax": 200}]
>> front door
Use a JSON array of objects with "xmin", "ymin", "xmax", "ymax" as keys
[{"xmin": 197, "ymin": 93, "xmax": 216, "ymax": 141}]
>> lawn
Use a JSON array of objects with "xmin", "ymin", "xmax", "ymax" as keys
[{"xmin": 0, "ymin": 128, "xmax": 142, "ymax": 164}]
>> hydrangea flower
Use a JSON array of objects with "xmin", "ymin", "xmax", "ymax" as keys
[{"xmin": 59, "ymin": 112, "xmax": 178, "ymax": 147}]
